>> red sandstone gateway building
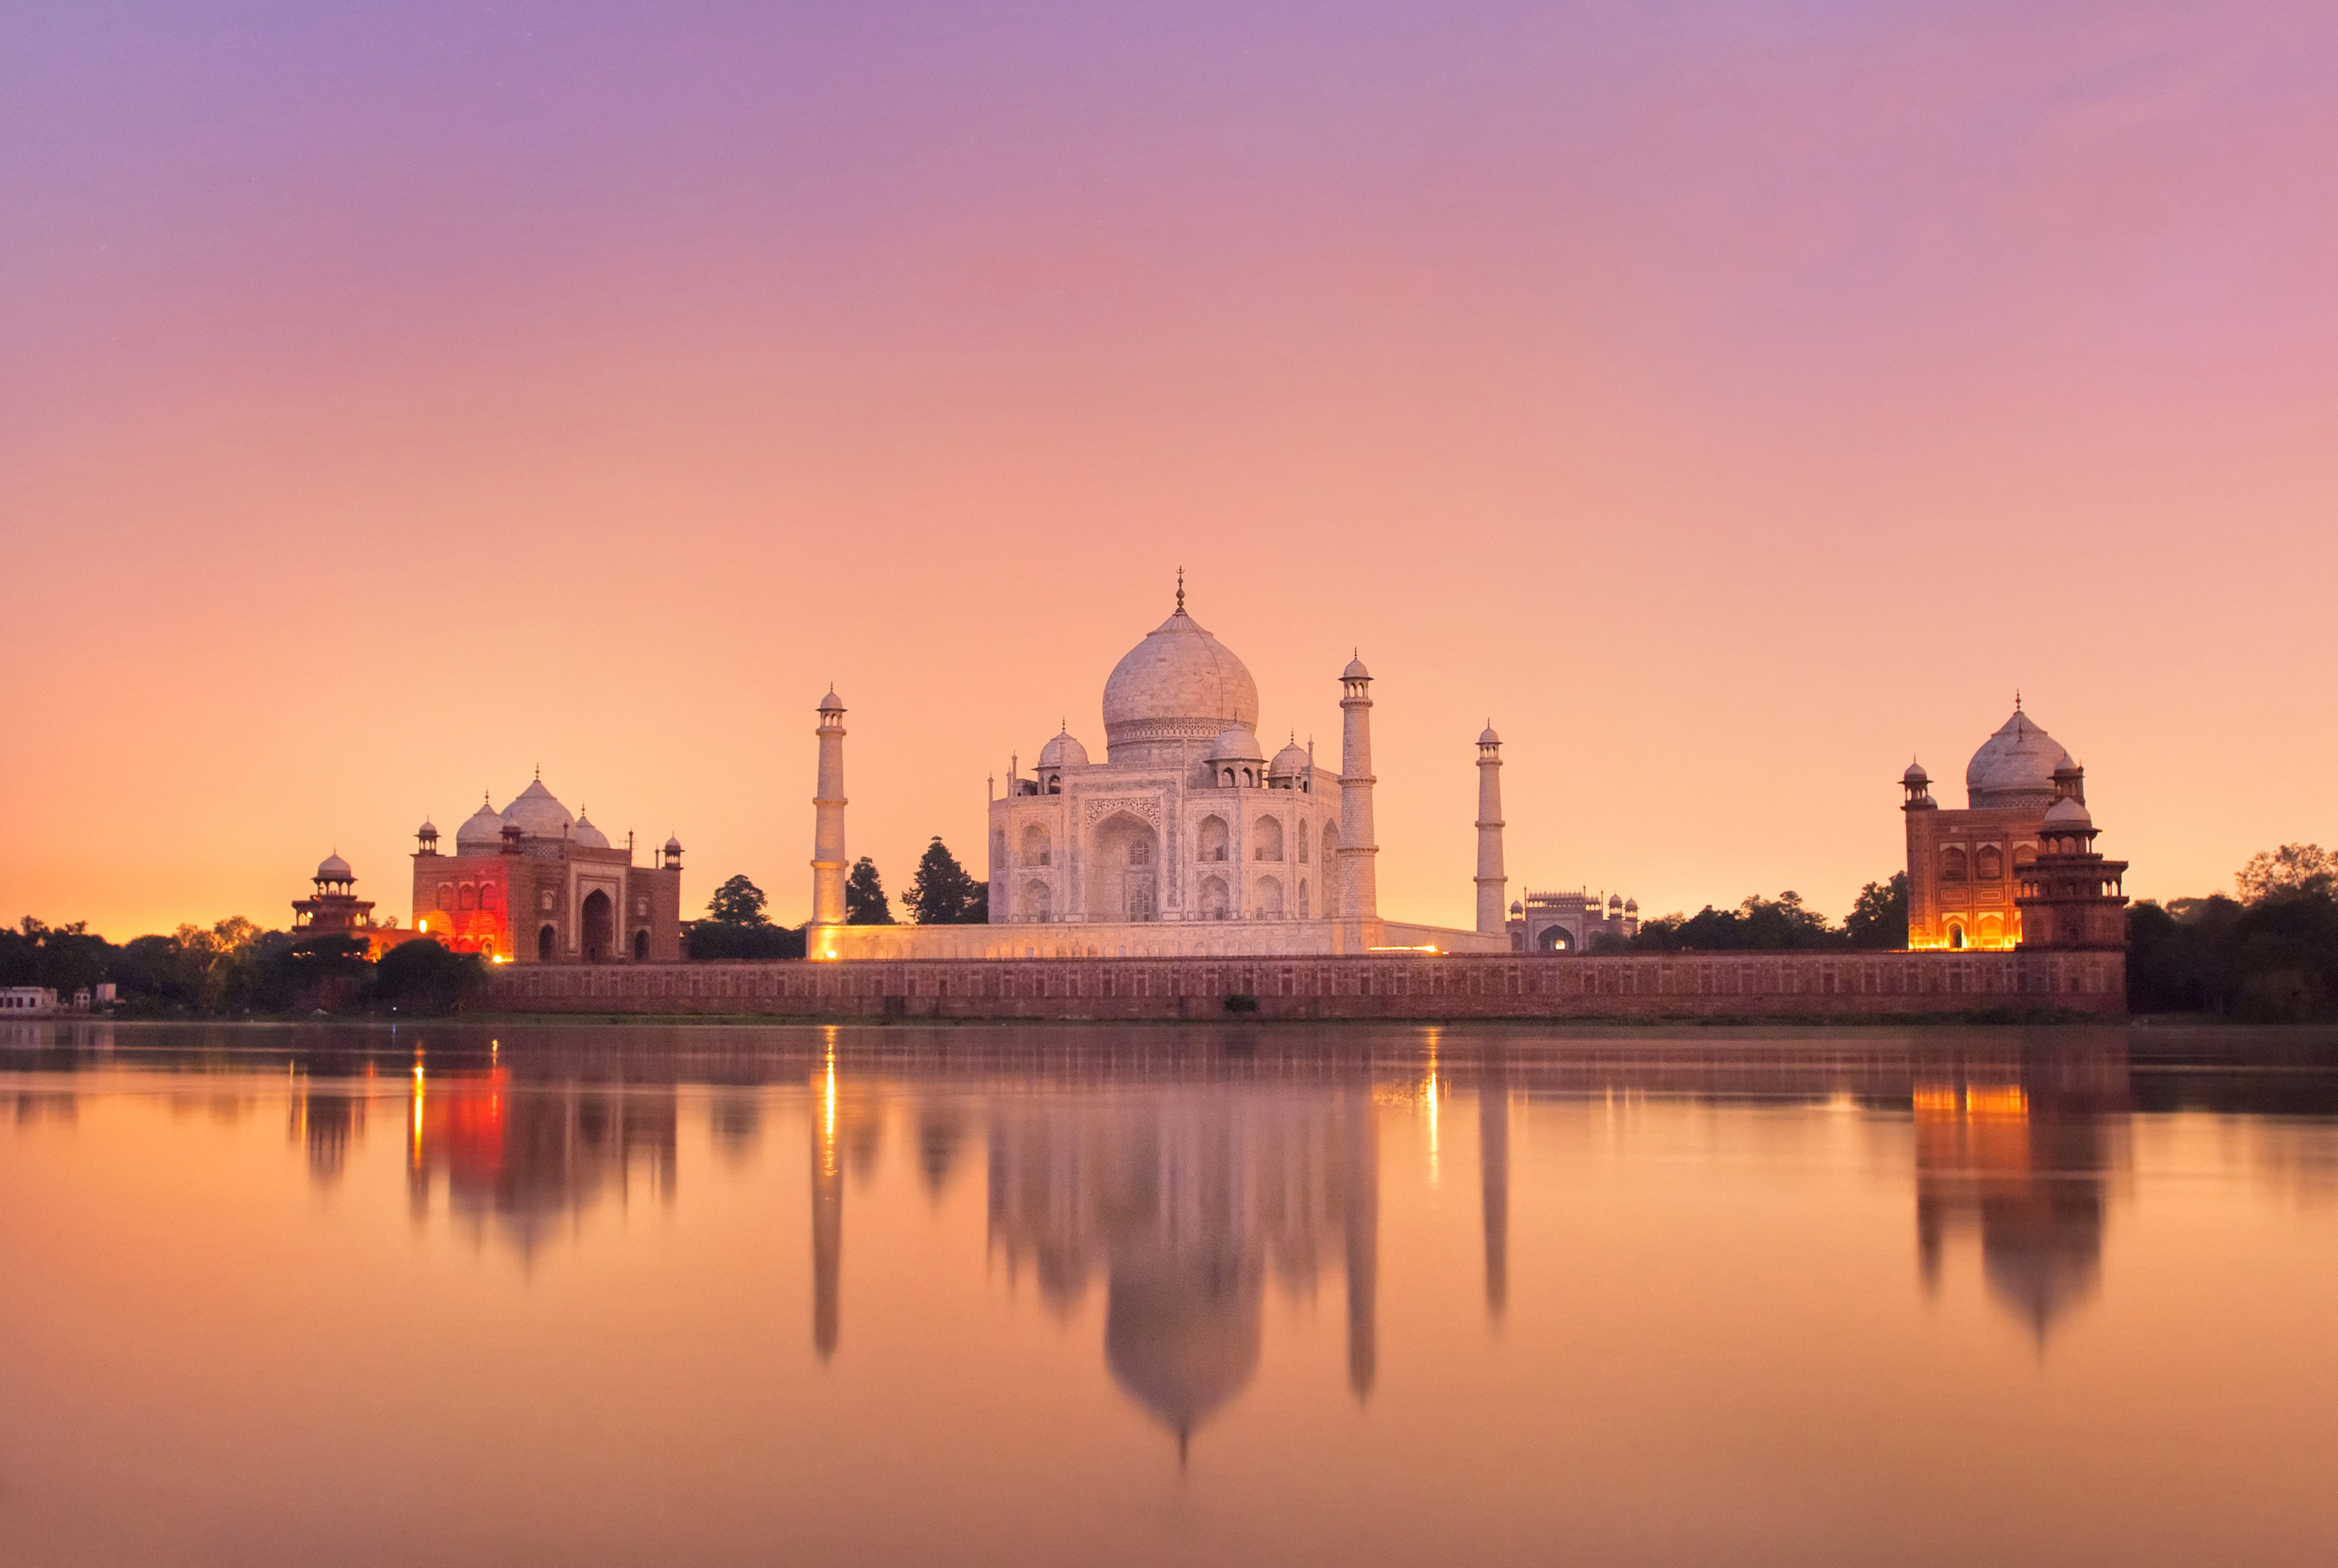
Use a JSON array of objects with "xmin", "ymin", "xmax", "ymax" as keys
[
  {"xmin": 409, "ymin": 776, "xmax": 684, "ymax": 964},
  {"xmin": 1901, "ymin": 702, "xmax": 2127, "ymax": 952}
]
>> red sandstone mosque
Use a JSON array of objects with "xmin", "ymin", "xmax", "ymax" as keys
[
  {"xmin": 403, "ymin": 777, "xmax": 685, "ymax": 963},
  {"xmin": 1902, "ymin": 700, "xmax": 2128, "ymax": 952}
]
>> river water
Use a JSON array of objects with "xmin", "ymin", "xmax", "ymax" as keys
[{"xmin": 3, "ymin": 1021, "xmax": 2335, "ymax": 1567}]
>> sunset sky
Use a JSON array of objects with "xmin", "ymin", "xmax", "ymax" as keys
[{"xmin": 4, "ymin": 0, "xmax": 2334, "ymax": 939}]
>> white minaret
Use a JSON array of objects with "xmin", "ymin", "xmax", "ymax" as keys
[
  {"xmin": 811, "ymin": 689, "xmax": 848, "ymax": 928},
  {"xmin": 1338, "ymin": 654, "xmax": 1380, "ymax": 950},
  {"xmin": 1475, "ymin": 723, "xmax": 1506, "ymax": 936}
]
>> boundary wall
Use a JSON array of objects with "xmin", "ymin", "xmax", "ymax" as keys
[{"xmin": 483, "ymin": 949, "xmax": 2126, "ymax": 1020}]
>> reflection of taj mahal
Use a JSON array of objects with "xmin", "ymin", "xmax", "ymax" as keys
[{"xmin": 811, "ymin": 584, "xmax": 1512, "ymax": 960}]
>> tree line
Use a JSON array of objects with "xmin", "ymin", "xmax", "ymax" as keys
[
  {"xmin": 0, "ymin": 916, "xmax": 485, "ymax": 1017},
  {"xmin": 686, "ymin": 836, "xmax": 986, "ymax": 957}
]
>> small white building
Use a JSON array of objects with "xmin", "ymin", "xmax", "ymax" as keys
[{"xmin": 1, "ymin": 987, "xmax": 58, "ymax": 1014}]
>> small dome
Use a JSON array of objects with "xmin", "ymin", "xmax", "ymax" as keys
[
  {"xmin": 1903, "ymin": 761, "xmax": 1929, "ymax": 785},
  {"xmin": 818, "ymin": 688, "xmax": 845, "ymax": 713},
  {"xmin": 1509, "ymin": 900, "xmax": 1523, "ymax": 915},
  {"xmin": 1608, "ymin": 892, "xmax": 1623, "ymax": 908},
  {"xmin": 1625, "ymin": 898, "xmax": 1639, "ymax": 912},
  {"xmin": 2043, "ymin": 796, "xmax": 2093, "ymax": 829},
  {"xmin": 1967, "ymin": 709, "xmax": 2071, "ymax": 808},
  {"xmin": 572, "ymin": 814, "xmax": 610, "ymax": 849},
  {"xmin": 416, "ymin": 819, "xmax": 438, "ymax": 838},
  {"xmin": 1206, "ymin": 726, "xmax": 1266, "ymax": 763},
  {"xmin": 1269, "ymin": 739, "xmax": 1310, "ymax": 778},
  {"xmin": 664, "ymin": 834, "xmax": 683, "ymax": 854},
  {"xmin": 455, "ymin": 802, "xmax": 505, "ymax": 849},
  {"xmin": 1038, "ymin": 728, "xmax": 1090, "ymax": 769},
  {"xmin": 500, "ymin": 778, "xmax": 574, "ymax": 838},
  {"xmin": 1478, "ymin": 724, "xmax": 1500, "ymax": 746},
  {"xmin": 1342, "ymin": 654, "xmax": 1371, "ymax": 681},
  {"xmin": 315, "ymin": 853, "xmax": 352, "ymax": 881}
]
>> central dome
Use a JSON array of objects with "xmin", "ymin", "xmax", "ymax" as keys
[
  {"xmin": 1967, "ymin": 709, "xmax": 2072, "ymax": 809},
  {"xmin": 1101, "ymin": 605, "xmax": 1260, "ymax": 759}
]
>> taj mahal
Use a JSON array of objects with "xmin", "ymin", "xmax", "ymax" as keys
[{"xmin": 810, "ymin": 583, "xmax": 1515, "ymax": 961}]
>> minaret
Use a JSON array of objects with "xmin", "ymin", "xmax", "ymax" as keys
[
  {"xmin": 1475, "ymin": 723, "xmax": 1506, "ymax": 936},
  {"xmin": 1338, "ymin": 655, "xmax": 1380, "ymax": 951},
  {"xmin": 811, "ymin": 689, "xmax": 848, "ymax": 929}
]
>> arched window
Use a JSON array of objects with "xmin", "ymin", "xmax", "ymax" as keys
[
  {"xmin": 1256, "ymin": 876, "xmax": 1284, "ymax": 919},
  {"xmin": 1199, "ymin": 876, "xmax": 1231, "ymax": 920},
  {"xmin": 1976, "ymin": 845, "xmax": 2004, "ymax": 880},
  {"xmin": 437, "ymin": 884, "xmax": 454, "ymax": 911},
  {"xmin": 1297, "ymin": 878, "xmax": 1309, "ymax": 918},
  {"xmin": 633, "ymin": 929, "xmax": 649, "ymax": 960},
  {"xmin": 1021, "ymin": 824, "xmax": 1051, "ymax": 867},
  {"xmin": 538, "ymin": 925, "xmax": 556, "ymax": 962},
  {"xmin": 1946, "ymin": 921, "xmax": 1965, "ymax": 949},
  {"xmin": 1941, "ymin": 847, "xmax": 1968, "ymax": 883},
  {"xmin": 478, "ymin": 884, "xmax": 498, "ymax": 910},
  {"xmin": 1254, "ymin": 817, "xmax": 1285, "ymax": 862},
  {"xmin": 458, "ymin": 884, "xmax": 478, "ymax": 911},
  {"xmin": 1021, "ymin": 880, "xmax": 1052, "ymax": 921},
  {"xmin": 1129, "ymin": 840, "xmax": 1150, "ymax": 867},
  {"xmin": 1197, "ymin": 816, "xmax": 1229, "ymax": 863},
  {"xmin": 1221, "ymin": 768, "xmax": 1237, "ymax": 787},
  {"xmin": 479, "ymin": 938, "xmax": 495, "ymax": 960},
  {"xmin": 1977, "ymin": 913, "xmax": 2003, "ymax": 946},
  {"xmin": 1297, "ymin": 830, "xmax": 1309, "ymax": 864}
]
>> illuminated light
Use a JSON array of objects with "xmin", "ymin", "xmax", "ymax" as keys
[
  {"xmin": 1964, "ymin": 1086, "xmax": 2028, "ymax": 1119},
  {"xmin": 1912, "ymin": 1086, "xmax": 1959, "ymax": 1116},
  {"xmin": 417, "ymin": 919, "xmax": 427, "ymax": 934},
  {"xmin": 1368, "ymin": 944, "xmax": 1440, "ymax": 953}
]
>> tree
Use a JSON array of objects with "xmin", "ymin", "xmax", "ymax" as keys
[
  {"xmin": 905, "ymin": 837, "xmax": 985, "ymax": 924},
  {"xmin": 1844, "ymin": 873, "xmax": 1909, "ymax": 949},
  {"xmin": 372, "ymin": 938, "xmax": 487, "ymax": 1016},
  {"xmin": 846, "ymin": 857, "xmax": 895, "ymax": 925},
  {"xmin": 1616, "ymin": 892, "xmax": 1849, "ymax": 952},
  {"xmin": 706, "ymin": 874, "xmax": 771, "ymax": 927},
  {"xmin": 2237, "ymin": 844, "xmax": 2336, "ymax": 903}
]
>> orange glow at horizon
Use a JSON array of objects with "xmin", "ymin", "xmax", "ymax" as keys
[{"xmin": 4, "ymin": 2, "xmax": 2335, "ymax": 940}]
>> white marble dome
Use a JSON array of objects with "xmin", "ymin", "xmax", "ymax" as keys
[
  {"xmin": 455, "ymin": 801, "xmax": 505, "ymax": 850},
  {"xmin": 1206, "ymin": 726, "xmax": 1266, "ymax": 762},
  {"xmin": 1269, "ymin": 738, "xmax": 1310, "ymax": 778},
  {"xmin": 501, "ymin": 778, "xmax": 574, "ymax": 838},
  {"xmin": 1038, "ymin": 728, "xmax": 1090, "ymax": 769},
  {"xmin": 572, "ymin": 813, "xmax": 610, "ymax": 849},
  {"xmin": 2043, "ymin": 795, "xmax": 2093, "ymax": 829},
  {"xmin": 1966, "ymin": 709, "xmax": 2072, "ymax": 808},
  {"xmin": 315, "ymin": 852, "xmax": 352, "ymax": 881},
  {"xmin": 1102, "ymin": 606, "xmax": 1260, "ymax": 757}
]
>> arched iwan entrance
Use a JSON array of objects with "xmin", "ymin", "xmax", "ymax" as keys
[
  {"xmin": 1087, "ymin": 811, "xmax": 1160, "ymax": 922},
  {"xmin": 581, "ymin": 890, "xmax": 613, "ymax": 962}
]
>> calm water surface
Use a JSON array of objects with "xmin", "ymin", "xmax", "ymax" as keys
[{"xmin": 4, "ymin": 1021, "xmax": 2336, "ymax": 1567}]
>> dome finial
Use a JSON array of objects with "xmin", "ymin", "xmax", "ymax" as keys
[
  {"xmin": 1175, "ymin": 565, "xmax": 1184, "ymax": 613},
  {"xmin": 2015, "ymin": 688, "xmax": 2022, "ymax": 711}
]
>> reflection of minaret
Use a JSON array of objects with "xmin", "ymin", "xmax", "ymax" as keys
[
  {"xmin": 1344, "ymin": 1089, "xmax": 1379, "ymax": 1400},
  {"xmin": 812, "ymin": 1045, "xmax": 842, "ymax": 1361},
  {"xmin": 1480, "ymin": 1056, "xmax": 1508, "ymax": 1323}
]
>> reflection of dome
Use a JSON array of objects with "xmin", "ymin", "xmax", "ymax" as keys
[
  {"xmin": 500, "ymin": 778, "xmax": 574, "ymax": 838},
  {"xmin": 1206, "ymin": 726, "xmax": 1265, "ymax": 763},
  {"xmin": 1967, "ymin": 710, "xmax": 2071, "ymax": 808},
  {"xmin": 572, "ymin": 814, "xmax": 610, "ymax": 849},
  {"xmin": 1269, "ymin": 739, "xmax": 1310, "ymax": 779},
  {"xmin": 1038, "ymin": 728, "xmax": 1089, "ymax": 769},
  {"xmin": 1101, "ymin": 606, "xmax": 1260, "ymax": 755},
  {"xmin": 1104, "ymin": 1246, "xmax": 1263, "ymax": 1444},
  {"xmin": 2043, "ymin": 796, "xmax": 2092, "ymax": 830},
  {"xmin": 455, "ymin": 802, "xmax": 505, "ymax": 849},
  {"xmin": 315, "ymin": 853, "xmax": 352, "ymax": 881}
]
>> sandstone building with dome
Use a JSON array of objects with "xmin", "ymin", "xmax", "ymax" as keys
[
  {"xmin": 405, "ymin": 777, "xmax": 685, "ymax": 963},
  {"xmin": 809, "ymin": 585, "xmax": 1514, "ymax": 961},
  {"xmin": 1901, "ymin": 701, "xmax": 2128, "ymax": 952}
]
